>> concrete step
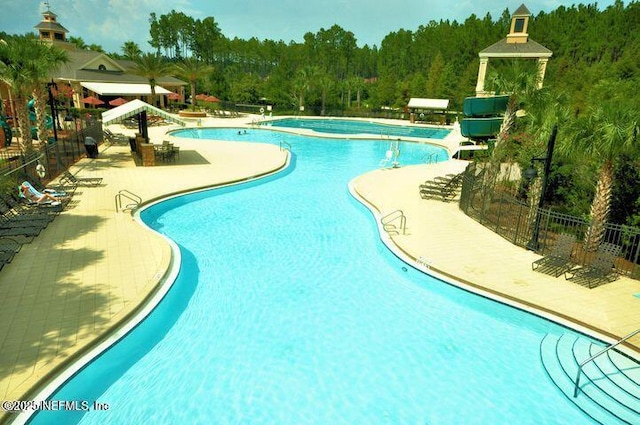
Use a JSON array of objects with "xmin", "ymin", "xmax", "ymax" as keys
[{"xmin": 540, "ymin": 333, "xmax": 638, "ymax": 424}]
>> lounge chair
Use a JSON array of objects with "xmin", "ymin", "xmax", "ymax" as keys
[
  {"xmin": 61, "ymin": 170, "xmax": 103, "ymax": 187},
  {"xmin": 0, "ymin": 236, "xmax": 22, "ymax": 264},
  {"xmin": 0, "ymin": 205, "xmax": 49, "ymax": 232},
  {"xmin": 532, "ymin": 233, "xmax": 577, "ymax": 277},
  {"xmin": 0, "ymin": 251, "xmax": 12, "ymax": 272},
  {"xmin": 0, "ymin": 208, "xmax": 53, "ymax": 228},
  {"xmin": 0, "ymin": 196, "xmax": 55, "ymax": 223},
  {"xmin": 23, "ymin": 171, "xmax": 77, "ymax": 195},
  {"xmin": 0, "ymin": 225, "xmax": 42, "ymax": 239},
  {"xmin": 20, "ymin": 181, "xmax": 62, "ymax": 203},
  {"xmin": 104, "ymin": 128, "xmax": 129, "ymax": 144},
  {"xmin": 419, "ymin": 172, "xmax": 464, "ymax": 201},
  {"xmin": 0, "ymin": 193, "xmax": 61, "ymax": 217},
  {"xmin": 564, "ymin": 242, "xmax": 622, "ymax": 288},
  {"xmin": 18, "ymin": 181, "xmax": 69, "ymax": 210}
]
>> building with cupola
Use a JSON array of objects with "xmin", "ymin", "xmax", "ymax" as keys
[{"xmin": 1, "ymin": 3, "xmax": 186, "ymax": 118}]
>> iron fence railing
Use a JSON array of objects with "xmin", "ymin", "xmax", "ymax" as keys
[
  {"xmin": 459, "ymin": 162, "xmax": 640, "ymax": 279},
  {"xmin": 1, "ymin": 121, "xmax": 103, "ymax": 188}
]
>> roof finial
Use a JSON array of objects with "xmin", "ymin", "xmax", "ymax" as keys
[{"xmin": 44, "ymin": 1, "xmax": 51, "ymax": 12}]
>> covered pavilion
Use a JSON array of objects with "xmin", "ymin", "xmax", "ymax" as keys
[{"xmin": 474, "ymin": 4, "xmax": 553, "ymax": 96}]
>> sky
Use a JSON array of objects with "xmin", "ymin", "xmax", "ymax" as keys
[{"xmin": 0, "ymin": 0, "xmax": 621, "ymax": 54}]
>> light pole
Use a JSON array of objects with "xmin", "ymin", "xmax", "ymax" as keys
[
  {"xmin": 46, "ymin": 80, "xmax": 58, "ymax": 143},
  {"xmin": 525, "ymin": 124, "xmax": 558, "ymax": 251}
]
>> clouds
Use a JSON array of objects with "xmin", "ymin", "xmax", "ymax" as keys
[
  {"xmin": 0, "ymin": 0, "xmax": 620, "ymax": 53},
  {"xmin": 46, "ymin": 0, "xmax": 190, "ymax": 52}
]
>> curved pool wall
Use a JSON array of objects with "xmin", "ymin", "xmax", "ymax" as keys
[
  {"xmin": 260, "ymin": 117, "xmax": 452, "ymax": 140},
  {"xmin": 168, "ymin": 127, "xmax": 451, "ymax": 166},
  {"xmin": 27, "ymin": 130, "xmax": 599, "ymax": 424},
  {"xmin": 24, "ymin": 164, "xmax": 295, "ymax": 425}
]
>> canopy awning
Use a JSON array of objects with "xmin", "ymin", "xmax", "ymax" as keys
[
  {"xmin": 407, "ymin": 98, "xmax": 450, "ymax": 110},
  {"xmin": 81, "ymin": 82, "xmax": 172, "ymax": 96},
  {"xmin": 102, "ymin": 99, "xmax": 186, "ymax": 126}
]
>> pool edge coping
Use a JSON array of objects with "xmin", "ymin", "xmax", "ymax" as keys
[
  {"xmin": 348, "ymin": 179, "xmax": 640, "ymax": 361},
  {"xmin": 9, "ymin": 150, "xmax": 292, "ymax": 425}
]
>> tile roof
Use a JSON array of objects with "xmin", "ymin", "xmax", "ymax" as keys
[{"xmin": 479, "ymin": 38, "xmax": 553, "ymax": 58}]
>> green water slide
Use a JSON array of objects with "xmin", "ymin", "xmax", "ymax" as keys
[
  {"xmin": 460, "ymin": 117, "xmax": 504, "ymax": 138},
  {"xmin": 27, "ymin": 99, "xmax": 53, "ymax": 139},
  {"xmin": 460, "ymin": 95, "xmax": 509, "ymax": 139},
  {"xmin": 0, "ymin": 100, "xmax": 12, "ymax": 147},
  {"xmin": 0, "ymin": 117, "xmax": 11, "ymax": 147},
  {"xmin": 463, "ymin": 95, "xmax": 509, "ymax": 117}
]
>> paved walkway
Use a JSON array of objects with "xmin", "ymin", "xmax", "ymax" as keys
[
  {"xmin": 0, "ymin": 116, "xmax": 287, "ymax": 423},
  {"xmin": 352, "ymin": 162, "xmax": 640, "ymax": 340},
  {"xmin": 1, "ymin": 115, "xmax": 639, "ymax": 424}
]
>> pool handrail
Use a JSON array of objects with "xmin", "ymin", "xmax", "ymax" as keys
[
  {"xmin": 115, "ymin": 189, "xmax": 142, "ymax": 213},
  {"xmin": 279, "ymin": 140, "xmax": 292, "ymax": 152},
  {"xmin": 573, "ymin": 327, "xmax": 640, "ymax": 397},
  {"xmin": 381, "ymin": 209, "xmax": 406, "ymax": 235}
]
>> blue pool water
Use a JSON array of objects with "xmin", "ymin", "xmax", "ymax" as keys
[
  {"xmin": 262, "ymin": 117, "xmax": 451, "ymax": 139},
  {"xmin": 169, "ymin": 128, "xmax": 450, "ymax": 165},
  {"xmin": 31, "ymin": 130, "xmax": 596, "ymax": 424}
]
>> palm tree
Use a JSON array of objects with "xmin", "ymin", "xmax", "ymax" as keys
[
  {"xmin": 1, "ymin": 38, "xmax": 31, "ymax": 152},
  {"xmin": 121, "ymin": 41, "xmax": 142, "ymax": 60},
  {"xmin": 562, "ymin": 104, "xmax": 639, "ymax": 250},
  {"xmin": 31, "ymin": 45, "xmax": 69, "ymax": 144},
  {"xmin": 486, "ymin": 60, "xmax": 542, "ymax": 149},
  {"xmin": 1, "ymin": 38, "xmax": 68, "ymax": 152},
  {"xmin": 346, "ymin": 75, "xmax": 365, "ymax": 109},
  {"xmin": 318, "ymin": 72, "xmax": 332, "ymax": 116},
  {"xmin": 68, "ymin": 36, "xmax": 88, "ymax": 50},
  {"xmin": 292, "ymin": 66, "xmax": 315, "ymax": 113},
  {"xmin": 0, "ymin": 37, "xmax": 57, "ymax": 152},
  {"xmin": 479, "ymin": 61, "xmax": 542, "ymax": 213},
  {"xmin": 517, "ymin": 91, "xmax": 569, "ymax": 244},
  {"xmin": 130, "ymin": 53, "xmax": 173, "ymax": 107},
  {"xmin": 173, "ymin": 57, "xmax": 213, "ymax": 111}
]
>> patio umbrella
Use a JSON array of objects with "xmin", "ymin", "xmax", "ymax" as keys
[
  {"xmin": 82, "ymin": 95, "xmax": 104, "ymax": 106},
  {"xmin": 108, "ymin": 97, "xmax": 128, "ymax": 106},
  {"xmin": 204, "ymin": 95, "xmax": 220, "ymax": 102},
  {"xmin": 195, "ymin": 94, "xmax": 208, "ymax": 100}
]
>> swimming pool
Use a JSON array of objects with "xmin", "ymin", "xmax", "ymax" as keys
[
  {"xmin": 262, "ymin": 117, "xmax": 451, "ymax": 139},
  {"xmin": 30, "ymin": 130, "xmax": 597, "ymax": 424},
  {"xmin": 168, "ymin": 127, "xmax": 451, "ymax": 165}
]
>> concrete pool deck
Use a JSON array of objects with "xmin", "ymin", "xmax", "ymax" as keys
[{"xmin": 1, "ymin": 115, "xmax": 639, "ymax": 423}]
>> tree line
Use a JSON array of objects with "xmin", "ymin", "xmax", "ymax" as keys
[
  {"xmin": 136, "ymin": 1, "xmax": 640, "ymax": 235},
  {"xmin": 2, "ymin": 1, "xmax": 640, "ymax": 229},
  {"xmin": 129, "ymin": 2, "xmax": 639, "ymax": 116}
]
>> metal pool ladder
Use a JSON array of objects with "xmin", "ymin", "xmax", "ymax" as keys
[
  {"xmin": 115, "ymin": 189, "xmax": 142, "ymax": 213},
  {"xmin": 279, "ymin": 140, "xmax": 292, "ymax": 151},
  {"xmin": 381, "ymin": 210, "xmax": 406, "ymax": 235},
  {"xmin": 573, "ymin": 328, "xmax": 640, "ymax": 397}
]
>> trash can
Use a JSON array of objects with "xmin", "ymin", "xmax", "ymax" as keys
[
  {"xmin": 84, "ymin": 136, "xmax": 98, "ymax": 158},
  {"xmin": 129, "ymin": 137, "xmax": 137, "ymax": 152}
]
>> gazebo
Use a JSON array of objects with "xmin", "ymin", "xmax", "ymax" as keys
[
  {"xmin": 474, "ymin": 4, "xmax": 553, "ymax": 96},
  {"xmin": 406, "ymin": 98, "xmax": 450, "ymax": 124}
]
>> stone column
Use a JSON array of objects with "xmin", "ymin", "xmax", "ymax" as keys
[
  {"xmin": 537, "ymin": 58, "xmax": 549, "ymax": 89},
  {"xmin": 475, "ymin": 57, "xmax": 489, "ymax": 96}
]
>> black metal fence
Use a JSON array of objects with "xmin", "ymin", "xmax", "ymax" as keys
[
  {"xmin": 459, "ymin": 162, "xmax": 640, "ymax": 279},
  {"xmin": 0, "ymin": 119, "xmax": 103, "ymax": 188}
]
